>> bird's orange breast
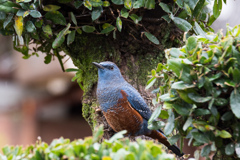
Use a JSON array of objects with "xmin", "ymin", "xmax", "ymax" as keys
[{"xmin": 103, "ymin": 90, "xmax": 143, "ymax": 135}]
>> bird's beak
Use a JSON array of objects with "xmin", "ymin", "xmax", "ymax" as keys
[{"xmin": 92, "ymin": 62, "xmax": 105, "ymax": 69}]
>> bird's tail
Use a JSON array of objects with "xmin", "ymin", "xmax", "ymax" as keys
[
  {"xmin": 148, "ymin": 130, "xmax": 184, "ymax": 157},
  {"xmin": 168, "ymin": 144, "xmax": 184, "ymax": 157}
]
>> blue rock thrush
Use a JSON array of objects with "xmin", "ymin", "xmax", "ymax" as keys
[{"xmin": 93, "ymin": 61, "xmax": 184, "ymax": 157}]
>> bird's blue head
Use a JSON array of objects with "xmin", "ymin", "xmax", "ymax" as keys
[{"xmin": 92, "ymin": 61, "xmax": 125, "ymax": 84}]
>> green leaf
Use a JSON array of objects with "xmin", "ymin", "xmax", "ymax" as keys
[
  {"xmin": 230, "ymin": 90, "xmax": 240, "ymax": 118},
  {"xmin": 186, "ymin": 36, "xmax": 197, "ymax": 52},
  {"xmin": 91, "ymin": 7, "xmax": 102, "ymax": 21},
  {"xmin": 158, "ymin": 110, "xmax": 168, "ymax": 119},
  {"xmin": 100, "ymin": 24, "xmax": 115, "ymax": 34},
  {"xmin": 116, "ymin": 17, "xmax": 122, "ymax": 32},
  {"xmin": 44, "ymin": 54, "xmax": 52, "ymax": 64},
  {"xmin": 145, "ymin": 0, "xmax": 155, "ymax": 9},
  {"xmin": 183, "ymin": 117, "xmax": 192, "ymax": 131},
  {"xmin": 67, "ymin": 30, "xmax": 76, "ymax": 45},
  {"xmin": 129, "ymin": 14, "xmax": 142, "ymax": 24},
  {"xmin": 192, "ymin": 0, "xmax": 205, "ymax": 18},
  {"xmin": 188, "ymin": 92, "xmax": 212, "ymax": 103},
  {"xmin": 93, "ymin": 124, "xmax": 104, "ymax": 142},
  {"xmin": 159, "ymin": 2, "xmax": 171, "ymax": 13},
  {"xmin": 0, "ymin": 11, "xmax": 6, "ymax": 20},
  {"xmin": 133, "ymin": 0, "xmax": 144, "ymax": 9},
  {"xmin": 225, "ymin": 143, "xmax": 235, "ymax": 155},
  {"xmin": 161, "ymin": 15, "xmax": 171, "ymax": 23},
  {"xmin": 43, "ymin": 5, "xmax": 61, "ymax": 11},
  {"xmin": 65, "ymin": 68, "xmax": 79, "ymax": 72},
  {"xmin": 29, "ymin": 10, "xmax": 42, "ymax": 18},
  {"xmin": 160, "ymin": 94, "xmax": 178, "ymax": 102},
  {"xmin": 3, "ymin": 13, "xmax": 13, "ymax": 28},
  {"xmin": 26, "ymin": 21, "xmax": 36, "ymax": 32},
  {"xmin": 148, "ymin": 106, "xmax": 161, "ymax": 124},
  {"xmin": 42, "ymin": 25, "xmax": 53, "ymax": 38},
  {"xmin": 235, "ymin": 142, "xmax": 240, "ymax": 158},
  {"xmin": 124, "ymin": 0, "xmax": 132, "ymax": 9},
  {"xmin": 109, "ymin": 130, "xmax": 127, "ymax": 143},
  {"xmin": 102, "ymin": 1, "xmax": 110, "ymax": 6},
  {"xmin": 171, "ymin": 81, "xmax": 195, "ymax": 90},
  {"xmin": 45, "ymin": 11, "xmax": 66, "ymax": 25},
  {"xmin": 90, "ymin": 0, "xmax": 103, "ymax": 7},
  {"xmin": 144, "ymin": 32, "xmax": 159, "ymax": 45},
  {"xmin": 201, "ymin": 144, "xmax": 211, "ymax": 157},
  {"xmin": 70, "ymin": 12, "xmax": 77, "ymax": 25},
  {"xmin": 172, "ymin": 103, "xmax": 192, "ymax": 116},
  {"xmin": 170, "ymin": 14, "xmax": 192, "ymax": 32},
  {"xmin": 168, "ymin": 134, "xmax": 181, "ymax": 145},
  {"xmin": 111, "ymin": 0, "xmax": 123, "ymax": 5},
  {"xmin": 82, "ymin": 25, "xmax": 95, "ymax": 33},
  {"xmin": 193, "ymin": 21, "xmax": 206, "ymax": 38},
  {"xmin": 0, "ymin": 4, "xmax": 18, "ymax": 13},
  {"xmin": 120, "ymin": 8, "xmax": 129, "ymax": 18},
  {"xmin": 167, "ymin": 58, "xmax": 193, "ymax": 83},
  {"xmin": 14, "ymin": 16, "xmax": 23, "ymax": 36},
  {"xmin": 164, "ymin": 110, "xmax": 174, "ymax": 135},
  {"xmin": 192, "ymin": 132, "xmax": 209, "ymax": 143},
  {"xmin": 213, "ymin": 0, "xmax": 222, "ymax": 18},
  {"xmin": 193, "ymin": 108, "xmax": 210, "ymax": 116},
  {"xmin": 233, "ymin": 68, "xmax": 240, "ymax": 84},
  {"xmin": 220, "ymin": 130, "xmax": 232, "ymax": 139},
  {"xmin": 73, "ymin": 0, "xmax": 83, "ymax": 8},
  {"xmin": 52, "ymin": 23, "xmax": 71, "ymax": 49},
  {"xmin": 221, "ymin": 111, "xmax": 233, "ymax": 121}
]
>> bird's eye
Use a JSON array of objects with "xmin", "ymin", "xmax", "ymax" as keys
[{"xmin": 110, "ymin": 66, "xmax": 114, "ymax": 70}]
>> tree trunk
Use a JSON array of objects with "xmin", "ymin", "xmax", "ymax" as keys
[{"xmin": 62, "ymin": 20, "xmax": 183, "ymax": 139}]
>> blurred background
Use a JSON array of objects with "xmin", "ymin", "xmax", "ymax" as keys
[{"xmin": 0, "ymin": 0, "xmax": 240, "ymax": 150}]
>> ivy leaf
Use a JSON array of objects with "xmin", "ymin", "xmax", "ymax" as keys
[
  {"xmin": 91, "ymin": 6, "xmax": 102, "ymax": 21},
  {"xmin": 144, "ymin": 32, "xmax": 159, "ymax": 45},
  {"xmin": 45, "ymin": 11, "xmax": 66, "ymax": 25},
  {"xmin": 67, "ymin": 30, "xmax": 76, "ymax": 45},
  {"xmin": 116, "ymin": 17, "xmax": 122, "ymax": 32},
  {"xmin": 43, "ymin": 5, "xmax": 61, "ymax": 11},
  {"xmin": 52, "ymin": 23, "xmax": 71, "ymax": 49},
  {"xmin": 14, "ymin": 16, "xmax": 23, "ymax": 36},
  {"xmin": 29, "ymin": 10, "xmax": 42, "ymax": 18},
  {"xmin": 213, "ymin": 0, "xmax": 222, "ymax": 18},
  {"xmin": 82, "ymin": 25, "xmax": 95, "ymax": 33},
  {"xmin": 170, "ymin": 14, "xmax": 192, "ymax": 32},
  {"xmin": 230, "ymin": 90, "xmax": 240, "ymax": 118}
]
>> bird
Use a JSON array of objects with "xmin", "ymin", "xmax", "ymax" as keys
[{"xmin": 93, "ymin": 61, "xmax": 184, "ymax": 157}]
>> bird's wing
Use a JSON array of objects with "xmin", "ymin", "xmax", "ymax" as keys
[{"xmin": 121, "ymin": 87, "xmax": 152, "ymax": 120}]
